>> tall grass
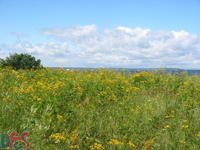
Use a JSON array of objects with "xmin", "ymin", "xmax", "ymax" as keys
[{"xmin": 0, "ymin": 68, "xmax": 200, "ymax": 150}]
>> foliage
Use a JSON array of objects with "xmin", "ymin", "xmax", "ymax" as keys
[
  {"xmin": 0, "ymin": 68, "xmax": 200, "ymax": 149},
  {"xmin": 0, "ymin": 53, "xmax": 42, "ymax": 70}
]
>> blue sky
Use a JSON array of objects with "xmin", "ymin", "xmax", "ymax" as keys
[{"xmin": 0, "ymin": 0, "xmax": 200, "ymax": 68}]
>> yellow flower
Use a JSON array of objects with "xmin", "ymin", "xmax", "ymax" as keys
[
  {"xmin": 181, "ymin": 120, "xmax": 188, "ymax": 123},
  {"xmin": 69, "ymin": 145, "xmax": 80, "ymax": 149},
  {"xmin": 2, "ymin": 96, "xmax": 11, "ymax": 102},
  {"xmin": 143, "ymin": 139, "xmax": 155, "ymax": 149},
  {"xmin": 49, "ymin": 133, "xmax": 66, "ymax": 143},
  {"xmin": 132, "ymin": 72, "xmax": 149, "ymax": 78},
  {"xmin": 90, "ymin": 143, "xmax": 104, "ymax": 150},
  {"xmin": 54, "ymin": 81, "xmax": 65, "ymax": 89},
  {"xmin": 171, "ymin": 110, "xmax": 175, "ymax": 113},
  {"xmin": 127, "ymin": 141, "xmax": 136, "ymax": 148},
  {"xmin": 56, "ymin": 114, "xmax": 65, "ymax": 122},
  {"xmin": 70, "ymin": 130, "xmax": 79, "ymax": 143},
  {"xmin": 180, "ymin": 141, "xmax": 186, "ymax": 144},
  {"xmin": 195, "ymin": 132, "xmax": 200, "ymax": 137},
  {"xmin": 163, "ymin": 125, "xmax": 171, "ymax": 129},
  {"xmin": 32, "ymin": 96, "xmax": 42, "ymax": 102},
  {"xmin": 181, "ymin": 125, "xmax": 189, "ymax": 129},
  {"xmin": 108, "ymin": 139, "xmax": 124, "ymax": 145},
  {"xmin": 129, "ymin": 87, "xmax": 140, "ymax": 92},
  {"xmin": 164, "ymin": 115, "xmax": 174, "ymax": 119}
]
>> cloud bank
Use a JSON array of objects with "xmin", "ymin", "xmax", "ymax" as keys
[{"xmin": 2, "ymin": 25, "xmax": 200, "ymax": 68}]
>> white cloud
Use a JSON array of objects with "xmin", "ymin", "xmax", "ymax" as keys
[
  {"xmin": 41, "ymin": 25, "xmax": 200, "ymax": 68},
  {"xmin": 43, "ymin": 25, "xmax": 97, "ymax": 40},
  {"xmin": 15, "ymin": 42, "xmax": 70, "ymax": 57},
  {"xmin": 5, "ymin": 25, "xmax": 200, "ymax": 68}
]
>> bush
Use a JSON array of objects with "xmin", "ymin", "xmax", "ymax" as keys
[{"xmin": 0, "ymin": 53, "xmax": 42, "ymax": 70}]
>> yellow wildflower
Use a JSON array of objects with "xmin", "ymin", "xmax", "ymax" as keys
[
  {"xmin": 180, "ymin": 141, "xmax": 186, "ymax": 144},
  {"xmin": 90, "ymin": 143, "xmax": 104, "ymax": 150},
  {"xmin": 108, "ymin": 139, "xmax": 124, "ymax": 145},
  {"xmin": 164, "ymin": 115, "xmax": 174, "ymax": 119},
  {"xmin": 127, "ymin": 141, "xmax": 136, "ymax": 148},
  {"xmin": 129, "ymin": 87, "xmax": 140, "ymax": 92},
  {"xmin": 56, "ymin": 114, "xmax": 65, "ymax": 122},
  {"xmin": 70, "ymin": 130, "xmax": 79, "ymax": 143},
  {"xmin": 2, "ymin": 96, "xmax": 11, "ymax": 102},
  {"xmin": 54, "ymin": 81, "xmax": 65, "ymax": 89},
  {"xmin": 69, "ymin": 145, "xmax": 80, "ymax": 149},
  {"xmin": 163, "ymin": 125, "xmax": 171, "ymax": 129},
  {"xmin": 181, "ymin": 125, "xmax": 189, "ymax": 129},
  {"xmin": 143, "ymin": 139, "xmax": 155, "ymax": 149},
  {"xmin": 181, "ymin": 120, "xmax": 188, "ymax": 123},
  {"xmin": 32, "ymin": 96, "xmax": 42, "ymax": 102},
  {"xmin": 195, "ymin": 132, "xmax": 200, "ymax": 137},
  {"xmin": 132, "ymin": 72, "xmax": 149, "ymax": 78},
  {"xmin": 49, "ymin": 133, "xmax": 66, "ymax": 143}
]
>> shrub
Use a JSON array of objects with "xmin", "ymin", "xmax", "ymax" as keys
[{"xmin": 0, "ymin": 53, "xmax": 42, "ymax": 70}]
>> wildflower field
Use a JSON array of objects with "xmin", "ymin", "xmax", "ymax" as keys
[{"xmin": 0, "ymin": 68, "xmax": 200, "ymax": 150}]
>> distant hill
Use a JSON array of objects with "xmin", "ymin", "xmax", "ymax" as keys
[
  {"xmin": 50, "ymin": 67, "xmax": 200, "ymax": 75},
  {"xmin": 116, "ymin": 68, "xmax": 200, "ymax": 75}
]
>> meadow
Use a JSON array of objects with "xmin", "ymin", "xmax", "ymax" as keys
[{"xmin": 0, "ymin": 67, "xmax": 200, "ymax": 150}]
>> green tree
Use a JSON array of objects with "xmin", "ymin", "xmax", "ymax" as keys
[{"xmin": 0, "ymin": 53, "xmax": 42, "ymax": 70}]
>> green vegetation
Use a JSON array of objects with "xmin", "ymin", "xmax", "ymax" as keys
[
  {"xmin": 0, "ymin": 68, "xmax": 200, "ymax": 149},
  {"xmin": 0, "ymin": 53, "xmax": 42, "ymax": 70}
]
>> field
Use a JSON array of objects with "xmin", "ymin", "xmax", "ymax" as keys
[{"xmin": 0, "ymin": 68, "xmax": 200, "ymax": 150}]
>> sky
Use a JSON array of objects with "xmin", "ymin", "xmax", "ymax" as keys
[{"xmin": 0, "ymin": 0, "xmax": 200, "ymax": 68}]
